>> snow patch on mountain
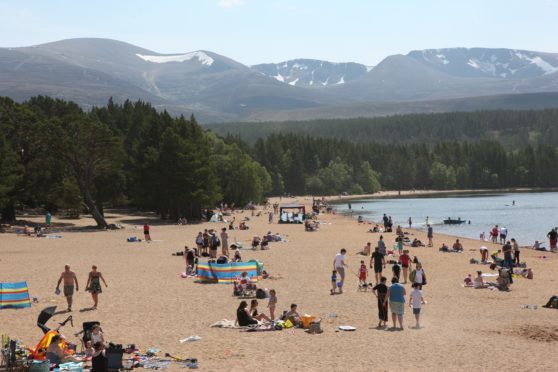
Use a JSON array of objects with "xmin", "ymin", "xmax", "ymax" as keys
[{"xmin": 136, "ymin": 51, "xmax": 214, "ymax": 66}]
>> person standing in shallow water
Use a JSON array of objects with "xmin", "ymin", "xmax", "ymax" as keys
[
  {"xmin": 86, "ymin": 265, "xmax": 108, "ymax": 309},
  {"xmin": 427, "ymin": 224, "xmax": 433, "ymax": 247}
]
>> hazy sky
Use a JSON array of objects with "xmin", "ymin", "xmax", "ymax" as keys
[{"xmin": 1, "ymin": 0, "xmax": 557, "ymax": 66}]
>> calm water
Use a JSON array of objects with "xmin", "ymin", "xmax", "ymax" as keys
[{"xmin": 336, "ymin": 192, "xmax": 558, "ymax": 246}]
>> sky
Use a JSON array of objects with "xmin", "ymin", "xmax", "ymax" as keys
[{"xmin": 1, "ymin": 0, "xmax": 557, "ymax": 66}]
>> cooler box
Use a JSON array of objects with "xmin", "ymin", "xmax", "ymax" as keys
[{"xmin": 301, "ymin": 315, "xmax": 316, "ymax": 329}]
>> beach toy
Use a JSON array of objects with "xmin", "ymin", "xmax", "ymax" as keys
[
  {"xmin": 338, "ymin": 325, "xmax": 356, "ymax": 331},
  {"xmin": 337, "ymin": 282, "xmax": 342, "ymax": 288},
  {"xmin": 55, "ymin": 288, "xmax": 61, "ymax": 295}
]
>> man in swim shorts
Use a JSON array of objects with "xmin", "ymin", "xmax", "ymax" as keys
[{"xmin": 56, "ymin": 265, "xmax": 79, "ymax": 312}]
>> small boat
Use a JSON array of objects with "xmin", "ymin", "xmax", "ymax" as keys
[{"xmin": 443, "ymin": 218, "xmax": 466, "ymax": 225}]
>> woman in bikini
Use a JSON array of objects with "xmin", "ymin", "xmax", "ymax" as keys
[{"xmin": 86, "ymin": 265, "xmax": 108, "ymax": 309}]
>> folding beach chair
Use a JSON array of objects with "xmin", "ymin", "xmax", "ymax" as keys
[{"xmin": 75, "ymin": 321, "xmax": 101, "ymax": 351}]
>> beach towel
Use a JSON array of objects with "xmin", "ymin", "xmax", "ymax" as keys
[
  {"xmin": 196, "ymin": 262, "xmax": 259, "ymax": 284},
  {"xmin": 0, "ymin": 282, "xmax": 31, "ymax": 309},
  {"xmin": 210, "ymin": 319, "xmax": 241, "ymax": 328}
]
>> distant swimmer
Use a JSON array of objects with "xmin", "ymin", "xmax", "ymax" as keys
[{"xmin": 512, "ymin": 200, "xmax": 515, "ymax": 206}]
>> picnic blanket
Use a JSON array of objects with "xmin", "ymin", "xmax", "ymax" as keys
[{"xmin": 0, "ymin": 282, "xmax": 31, "ymax": 309}]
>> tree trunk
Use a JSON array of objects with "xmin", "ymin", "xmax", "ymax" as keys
[{"xmin": 78, "ymin": 181, "xmax": 108, "ymax": 229}]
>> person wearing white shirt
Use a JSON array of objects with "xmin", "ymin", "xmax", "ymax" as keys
[
  {"xmin": 409, "ymin": 283, "xmax": 426, "ymax": 328},
  {"xmin": 333, "ymin": 249, "xmax": 347, "ymax": 294}
]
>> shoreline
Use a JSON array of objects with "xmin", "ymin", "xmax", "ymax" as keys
[{"xmin": 319, "ymin": 187, "xmax": 558, "ymax": 204}]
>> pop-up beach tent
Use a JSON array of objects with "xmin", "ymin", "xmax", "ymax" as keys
[
  {"xmin": 0, "ymin": 282, "xmax": 31, "ymax": 309},
  {"xmin": 197, "ymin": 261, "xmax": 259, "ymax": 284}
]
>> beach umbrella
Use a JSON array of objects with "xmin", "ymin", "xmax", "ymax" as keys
[{"xmin": 37, "ymin": 306, "xmax": 57, "ymax": 334}]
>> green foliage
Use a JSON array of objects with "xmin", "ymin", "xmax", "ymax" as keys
[{"xmin": 207, "ymin": 109, "xmax": 558, "ymax": 147}]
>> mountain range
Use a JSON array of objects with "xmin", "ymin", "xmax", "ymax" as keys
[{"xmin": 1, "ymin": 38, "xmax": 557, "ymax": 122}]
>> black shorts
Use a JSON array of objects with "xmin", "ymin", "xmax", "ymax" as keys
[
  {"xmin": 402, "ymin": 264, "xmax": 409, "ymax": 268},
  {"xmin": 374, "ymin": 266, "xmax": 383, "ymax": 273}
]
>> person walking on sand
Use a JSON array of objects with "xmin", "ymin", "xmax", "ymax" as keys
[
  {"xmin": 409, "ymin": 283, "xmax": 426, "ymax": 328},
  {"xmin": 384, "ymin": 277, "xmax": 406, "ymax": 330},
  {"xmin": 56, "ymin": 265, "xmax": 79, "ymax": 312},
  {"xmin": 86, "ymin": 265, "xmax": 108, "ymax": 309},
  {"xmin": 411, "ymin": 262, "xmax": 427, "ymax": 290},
  {"xmin": 400, "ymin": 250, "xmax": 412, "ymax": 284},
  {"xmin": 378, "ymin": 235, "xmax": 387, "ymax": 255},
  {"xmin": 268, "ymin": 211, "xmax": 273, "ymax": 224},
  {"xmin": 427, "ymin": 224, "xmax": 433, "ymax": 247},
  {"xmin": 333, "ymin": 249, "xmax": 347, "ymax": 294},
  {"xmin": 143, "ymin": 223, "xmax": 151, "ymax": 242},
  {"xmin": 370, "ymin": 247, "xmax": 386, "ymax": 284},
  {"xmin": 373, "ymin": 276, "xmax": 388, "ymax": 328}
]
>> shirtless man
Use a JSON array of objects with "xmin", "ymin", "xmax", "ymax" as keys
[{"xmin": 56, "ymin": 265, "xmax": 79, "ymax": 312}]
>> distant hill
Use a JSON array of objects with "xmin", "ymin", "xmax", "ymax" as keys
[{"xmin": 1, "ymin": 39, "xmax": 558, "ymax": 121}]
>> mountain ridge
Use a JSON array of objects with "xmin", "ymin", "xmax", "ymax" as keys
[{"xmin": 1, "ymin": 38, "xmax": 558, "ymax": 122}]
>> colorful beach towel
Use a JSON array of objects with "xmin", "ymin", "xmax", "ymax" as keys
[
  {"xmin": 196, "ymin": 262, "xmax": 259, "ymax": 284},
  {"xmin": 0, "ymin": 282, "xmax": 32, "ymax": 309}
]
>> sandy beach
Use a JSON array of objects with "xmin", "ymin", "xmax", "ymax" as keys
[{"xmin": 1, "ymin": 195, "xmax": 557, "ymax": 371}]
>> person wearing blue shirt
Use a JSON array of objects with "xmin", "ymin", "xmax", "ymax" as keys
[{"xmin": 384, "ymin": 277, "xmax": 407, "ymax": 330}]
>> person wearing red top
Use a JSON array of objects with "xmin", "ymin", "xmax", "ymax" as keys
[
  {"xmin": 491, "ymin": 225, "xmax": 499, "ymax": 244},
  {"xmin": 399, "ymin": 251, "xmax": 412, "ymax": 284},
  {"xmin": 359, "ymin": 260, "xmax": 368, "ymax": 285},
  {"xmin": 143, "ymin": 224, "xmax": 151, "ymax": 242}
]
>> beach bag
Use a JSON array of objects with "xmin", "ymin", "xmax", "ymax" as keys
[
  {"xmin": 283, "ymin": 319, "xmax": 294, "ymax": 328},
  {"xmin": 256, "ymin": 288, "xmax": 267, "ymax": 299},
  {"xmin": 409, "ymin": 269, "xmax": 416, "ymax": 283}
]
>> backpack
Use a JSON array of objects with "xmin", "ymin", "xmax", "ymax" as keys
[
  {"xmin": 409, "ymin": 269, "xmax": 416, "ymax": 283},
  {"xmin": 256, "ymin": 288, "xmax": 267, "ymax": 299}
]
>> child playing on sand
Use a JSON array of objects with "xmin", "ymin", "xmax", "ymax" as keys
[
  {"xmin": 268, "ymin": 289, "xmax": 277, "ymax": 320},
  {"xmin": 359, "ymin": 260, "xmax": 368, "ymax": 286},
  {"xmin": 409, "ymin": 283, "xmax": 426, "ymax": 328},
  {"xmin": 331, "ymin": 270, "xmax": 337, "ymax": 295}
]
